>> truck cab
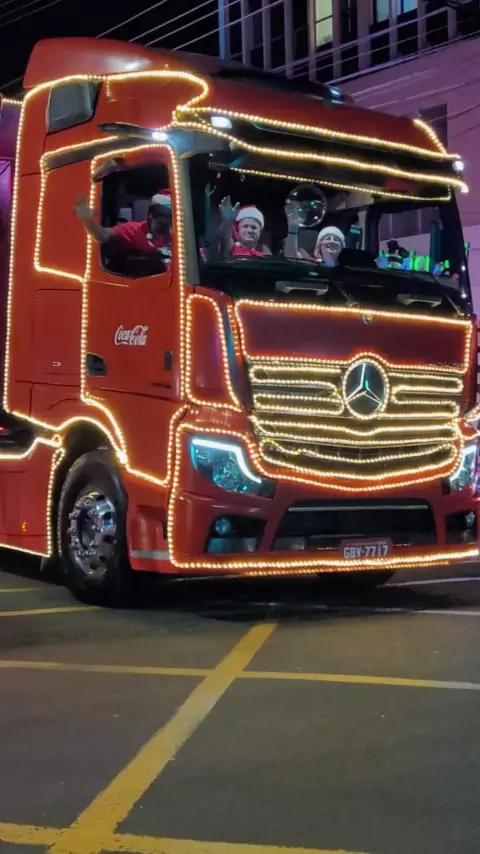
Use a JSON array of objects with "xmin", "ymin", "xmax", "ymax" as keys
[{"xmin": 0, "ymin": 37, "xmax": 477, "ymax": 603}]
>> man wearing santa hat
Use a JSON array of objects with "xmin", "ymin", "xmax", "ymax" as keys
[
  {"xmin": 218, "ymin": 196, "xmax": 272, "ymax": 257},
  {"xmin": 76, "ymin": 190, "xmax": 173, "ymax": 268}
]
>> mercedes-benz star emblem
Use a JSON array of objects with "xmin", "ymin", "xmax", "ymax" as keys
[{"xmin": 343, "ymin": 360, "xmax": 388, "ymax": 419}]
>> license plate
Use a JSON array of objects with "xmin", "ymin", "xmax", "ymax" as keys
[{"xmin": 341, "ymin": 539, "xmax": 391, "ymax": 560}]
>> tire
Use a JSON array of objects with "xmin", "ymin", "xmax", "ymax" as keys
[{"xmin": 58, "ymin": 450, "xmax": 133, "ymax": 605}]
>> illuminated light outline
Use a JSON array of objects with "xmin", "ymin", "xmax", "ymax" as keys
[
  {"xmin": 35, "ymin": 135, "xmax": 121, "ymax": 284},
  {"xmin": 251, "ymin": 415, "xmax": 459, "ymax": 439},
  {"xmin": 46, "ymin": 446, "xmax": 66, "ymax": 556},
  {"xmin": 249, "ymin": 355, "xmax": 466, "ymax": 375},
  {"xmin": 5, "ymin": 66, "xmax": 210, "ymax": 409},
  {"xmin": 253, "ymin": 394, "xmax": 459, "ymax": 420},
  {"xmin": 248, "ymin": 350, "xmax": 467, "ymax": 481},
  {"xmin": 175, "ymin": 106, "xmax": 459, "ymax": 161},
  {"xmin": 167, "ymin": 424, "xmax": 477, "ymax": 569},
  {"xmin": 392, "ymin": 381, "xmax": 463, "ymax": 395},
  {"xmin": 227, "ymin": 165, "xmax": 451, "ymax": 203},
  {"xmin": 2, "ymin": 64, "xmax": 474, "ymax": 562},
  {"xmin": 413, "ymin": 117, "xmax": 448, "ymax": 155},
  {"xmin": 170, "ymin": 120, "xmax": 469, "ymax": 193},
  {"xmin": 253, "ymin": 393, "xmax": 459, "ymax": 421},
  {"xmin": 0, "ymin": 435, "xmax": 61, "ymax": 460},
  {"xmin": 240, "ymin": 548, "xmax": 480, "ymax": 576},
  {"xmin": 191, "ymin": 437, "xmax": 262, "ymax": 484},
  {"xmin": 85, "ymin": 145, "xmax": 188, "ymax": 487},
  {"xmin": 235, "ymin": 303, "xmax": 474, "ymax": 374},
  {"xmin": 259, "ymin": 440, "xmax": 459, "ymax": 482},
  {"xmin": 261, "ymin": 437, "xmax": 453, "ymax": 467},
  {"xmin": 2, "ymin": 97, "xmax": 22, "ymax": 106},
  {"xmin": 186, "ymin": 294, "xmax": 242, "ymax": 411}
]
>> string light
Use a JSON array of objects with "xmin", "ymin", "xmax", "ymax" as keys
[
  {"xmin": 46, "ymin": 446, "xmax": 65, "ymax": 556},
  {"xmin": 259, "ymin": 441, "xmax": 458, "ymax": 482},
  {"xmin": 413, "ymin": 117, "xmax": 448, "ymax": 156},
  {"xmin": 235, "ymin": 302, "xmax": 474, "ymax": 372},
  {"xmin": 186, "ymin": 294, "xmax": 242, "ymax": 411},
  {"xmin": 35, "ymin": 136, "xmax": 120, "ymax": 284},
  {"xmin": 167, "ymin": 423, "xmax": 476, "ymax": 570},
  {"xmin": 228, "ymin": 165, "xmax": 451, "ymax": 203},
  {"xmin": 241, "ymin": 548, "xmax": 479, "ymax": 577},
  {"xmin": 171, "ymin": 120, "xmax": 469, "ymax": 194},
  {"xmin": 3, "ymin": 61, "xmax": 475, "ymax": 567},
  {"xmin": 175, "ymin": 106, "xmax": 459, "ymax": 161},
  {"xmin": 261, "ymin": 437, "xmax": 452, "ymax": 466}
]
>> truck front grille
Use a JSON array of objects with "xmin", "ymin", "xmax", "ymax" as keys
[
  {"xmin": 249, "ymin": 357, "xmax": 464, "ymax": 483},
  {"xmin": 274, "ymin": 499, "xmax": 436, "ymax": 550}
]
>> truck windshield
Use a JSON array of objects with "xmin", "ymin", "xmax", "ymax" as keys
[{"xmin": 189, "ymin": 156, "xmax": 471, "ymax": 316}]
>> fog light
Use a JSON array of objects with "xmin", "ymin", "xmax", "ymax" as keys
[
  {"xmin": 465, "ymin": 511, "xmax": 475, "ymax": 529},
  {"xmin": 206, "ymin": 516, "xmax": 265, "ymax": 554},
  {"xmin": 214, "ymin": 517, "xmax": 232, "ymax": 536}
]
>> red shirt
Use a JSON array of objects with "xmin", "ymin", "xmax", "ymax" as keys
[
  {"xmin": 112, "ymin": 221, "xmax": 172, "ymax": 264},
  {"xmin": 232, "ymin": 242, "xmax": 265, "ymax": 257}
]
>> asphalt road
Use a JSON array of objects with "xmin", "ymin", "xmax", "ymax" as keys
[{"xmin": 1, "ymin": 557, "xmax": 480, "ymax": 854}]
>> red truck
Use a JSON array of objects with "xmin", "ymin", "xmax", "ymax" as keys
[{"xmin": 0, "ymin": 36, "xmax": 477, "ymax": 603}]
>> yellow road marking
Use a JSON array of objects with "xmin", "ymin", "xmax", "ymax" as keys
[
  {"xmin": 0, "ymin": 822, "xmax": 366, "ymax": 854},
  {"xmin": 0, "ymin": 605, "xmax": 97, "ymax": 617},
  {"xmin": 0, "ymin": 821, "xmax": 60, "ymax": 845},
  {"xmin": 111, "ymin": 832, "xmax": 367, "ymax": 854},
  {"xmin": 47, "ymin": 622, "xmax": 277, "ymax": 854},
  {"xmin": 241, "ymin": 670, "xmax": 480, "ymax": 691},
  {"xmin": 0, "ymin": 587, "xmax": 37, "ymax": 594},
  {"xmin": 1, "ymin": 658, "xmax": 480, "ymax": 693},
  {"xmin": 0, "ymin": 660, "xmax": 209, "ymax": 678}
]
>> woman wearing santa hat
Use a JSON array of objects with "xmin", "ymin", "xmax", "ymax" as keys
[
  {"xmin": 219, "ymin": 196, "xmax": 272, "ymax": 257},
  {"xmin": 313, "ymin": 226, "xmax": 345, "ymax": 266},
  {"xmin": 285, "ymin": 205, "xmax": 345, "ymax": 266}
]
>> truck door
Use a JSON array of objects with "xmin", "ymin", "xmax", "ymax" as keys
[{"xmin": 84, "ymin": 147, "xmax": 181, "ymax": 478}]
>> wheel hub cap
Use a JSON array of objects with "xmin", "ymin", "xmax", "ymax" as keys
[{"xmin": 67, "ymin": 490, "xmax": 117, "ymax": 579}]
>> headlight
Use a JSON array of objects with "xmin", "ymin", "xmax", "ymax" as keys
[
  {"xmin": 448, "ymin": 444, "xmax": 478, "ymax": 493},
  {"xmin": 190, "ymin": 437, "xmax": 274, "ymax": 497}
]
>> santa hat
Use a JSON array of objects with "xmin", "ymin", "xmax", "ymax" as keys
[
  {"xmin": 235, "ymin": 205, "xmax": 265, "ymax": 230},
  {"xmin": 316, "ymin": 226, "xmax": 345, "ymax": 247},
  {"xmin": 150, "ymin": 189, "xmax": 172, "ymax": 208}
]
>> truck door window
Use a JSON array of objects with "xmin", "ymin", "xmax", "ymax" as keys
[{"xmin": 100, "ymin": 163, "xmax": 173, "ymax": 279}]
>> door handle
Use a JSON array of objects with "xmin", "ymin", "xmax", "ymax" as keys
[{"xmin": 86, "ymin": 353, "xmax": 107, "ymax": 377}]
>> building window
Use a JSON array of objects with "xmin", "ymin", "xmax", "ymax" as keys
[
  {"xmin": 397, "ymin": 0, "xmax": 418, "ymax": 14},
  {"xmin": 375, "ymin": 0, "xmax": 418, "ymax": 23},
  {"xmin": 315, "ymin": 0, "xmax": 333, "ymax": 45},
  {"xmin": 374, "ymin": 0, "xmax": 390, "ymax": 22}
]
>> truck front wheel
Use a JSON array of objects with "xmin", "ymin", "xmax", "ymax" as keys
[{"xmin": 58, "ymin": 451, "xmax": 133, "ymax": 605}]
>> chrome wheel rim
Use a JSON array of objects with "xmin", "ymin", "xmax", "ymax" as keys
[{"xmin": 67, "ymin": 489, "xmax": 117, "ymax": 579}]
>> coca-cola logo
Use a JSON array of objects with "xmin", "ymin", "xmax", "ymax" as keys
[{"xmin": 114, "ymin": 325, "xmax": 149, "ymax": 346}]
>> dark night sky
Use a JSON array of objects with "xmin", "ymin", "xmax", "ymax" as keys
[{"xmin": 0, "ymin": 0, "xmax": 221, "ymax": 92}]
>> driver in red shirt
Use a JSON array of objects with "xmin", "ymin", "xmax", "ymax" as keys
[
  {"xmin": 76, "ymin": 190, "xmax": 173, "ymax": 269},
  {"xmin": 218, "ymin": 197, "xmax": 271, "ymax": 257}
]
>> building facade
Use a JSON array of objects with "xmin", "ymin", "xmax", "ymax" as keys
[{"xmin": 217, "ymin": 0, "xmax": 480, "ymax": 303}]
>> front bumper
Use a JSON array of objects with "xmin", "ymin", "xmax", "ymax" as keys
[{"xmin": 167, "ymin": 427, "xmax": 480, "ymax": 576}]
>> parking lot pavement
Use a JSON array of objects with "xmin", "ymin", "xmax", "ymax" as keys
[{"xmin": 2, "ymin": 555, "xmax": 480, "ymax": 853}]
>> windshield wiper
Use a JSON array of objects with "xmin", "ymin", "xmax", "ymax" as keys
[{"xmin": 276, "ymin": 280, "xmax": 329, "ymax": 297}]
